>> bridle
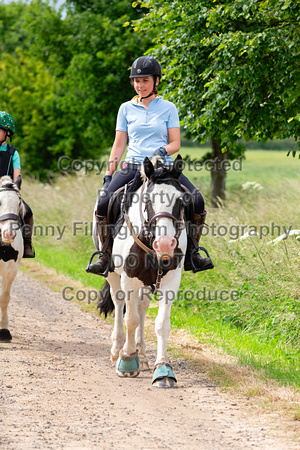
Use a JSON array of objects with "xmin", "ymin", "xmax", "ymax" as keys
[
  {"xmin": 0, "ymin": 186, "xmax": 22, "ymax": 242},
  {"xmin": 123, "ymin": 177, "xmax": 189, "ymax": 294},
  {"xmin": 140, "ymin": 178, "xmax": 185, "ymax": 246}
]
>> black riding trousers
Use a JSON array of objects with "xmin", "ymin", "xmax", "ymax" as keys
[{"xmin": 97, "ymin": 165, "xmax": 205, "ymax": 217}]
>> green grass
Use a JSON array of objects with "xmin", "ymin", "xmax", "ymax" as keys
[
  {"xmin": 147, "ymin": 303, "xmax": 300, "ymax": 386},
  {"xmin": 21, "ymin": 149, "xmax": 300, "ymax": 387}
]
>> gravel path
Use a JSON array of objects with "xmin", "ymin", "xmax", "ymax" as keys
[{"xmin": 0, "ymin": 271, "xmax": 299, "ymax": 449}]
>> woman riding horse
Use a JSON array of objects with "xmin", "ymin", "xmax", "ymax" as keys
[{"xmin": 86, "ymin": 56, "xmax": 213, "ymax": 275}]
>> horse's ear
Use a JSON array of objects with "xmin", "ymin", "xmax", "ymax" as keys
[
  {"xmin": 143, "ymin": 157, "xmax": 154, "ymax": 179},
  {"xmin": 15, "ymin": 175, "xmax": 22, "ymax": 190},
  {"xmin": 171, "ymin": 155, "xmax": 184, "ymax": 179}
]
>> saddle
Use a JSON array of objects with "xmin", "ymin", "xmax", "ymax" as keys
[{"xmin": 106, "ymin": 169, "xmax": 194, "ymax": 241}]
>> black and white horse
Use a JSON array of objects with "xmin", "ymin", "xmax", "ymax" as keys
[
  {"xmin": 0, "ymin": 176, "xmax": 24, "ymax": 341},
  {"xmin": 94, "ymin": 156, "xmax": 190, "ymax": 387}
]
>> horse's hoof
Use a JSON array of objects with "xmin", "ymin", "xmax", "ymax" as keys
[
  {"xmin": 140, "ymin": 360, "xmax": 151, "ymax": 371},
  {"xmin": 110, "ymin": 354, "xmax": 119, "ymax": 366},
  {"xmin": 0, "ymin": 329, "xmax": 12, "ymax": 341},
  {"xmin": 152, "ymin": 376, "xmax": 177, "ymax": 388},
  {"xmin": 152, "ymin": 364, "xmax": 177, "ymax": 388},
  {"xmin": 116, "ymin": 355, "xmax": 140, "ymax": 378}
]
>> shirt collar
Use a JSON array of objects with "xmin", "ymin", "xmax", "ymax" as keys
[{"xmin": 130, "ymin": 95, "xmax": 160, "ymax": 105}]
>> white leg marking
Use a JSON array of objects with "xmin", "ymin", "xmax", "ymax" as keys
[
  {"xmin": 121, "ymin": 275, "xmax": 143, "ymax": 357},
  {"xmin": 0, "ymin": 264, "xmax": 18, "ymax": 330},
  {"xmin": 155, "ymin": 269, "xmax": 182, "ymax": 366},
  {"xmin": 107, "ymin": 273, "xmax": 125, "ymax": 364},
  {"xmin": 135, "ymin": 286, "xmax": 151, "ymax": 370}
]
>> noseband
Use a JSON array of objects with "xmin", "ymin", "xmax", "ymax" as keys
[
  {"xmin": 139, "ymin": 178, "xmax": 185, "ymax": 245},
  {"xmin": 0, "ymin": 213, "xmax": 20, "ymax": 222}
]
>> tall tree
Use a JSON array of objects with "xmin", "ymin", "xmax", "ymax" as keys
[
  {"xmin": 135, "ymin": 0, "xmax": 300, "ymax": 205},
  {"xmin": 0, "ymin": 0, "xmax": 151, "ymax": 178}
]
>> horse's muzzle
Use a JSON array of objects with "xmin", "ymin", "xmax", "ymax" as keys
[
  {"xmin": 1, "ymin": 228, "xmax": 17, "ymax": 244},
  {"xmin": 152, "ymin": 236, "xmax": 177, "ymax": 259}
]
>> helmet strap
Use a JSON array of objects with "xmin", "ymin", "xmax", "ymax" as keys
[{"xmin": 139, "ymin": 76, "xmax": 157, "ymax": 103}]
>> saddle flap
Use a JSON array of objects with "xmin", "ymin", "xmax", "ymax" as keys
[{"xmin": 107, "ymin": 170, "xmax": 144, "ymax": 238}]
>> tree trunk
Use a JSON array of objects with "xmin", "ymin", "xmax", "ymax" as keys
[{"xmin": 210, "ymin": 139, "xmax": 229, "ymax": 208}]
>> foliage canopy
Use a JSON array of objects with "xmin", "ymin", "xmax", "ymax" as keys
[{"xmin": 134, "ymin": 0, "xmax": 300, "ymax": 156}]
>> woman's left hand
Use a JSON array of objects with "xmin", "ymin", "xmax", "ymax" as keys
[{"xmin": 153, "ymin": 147, "xmax": 167, "ymax": 160}]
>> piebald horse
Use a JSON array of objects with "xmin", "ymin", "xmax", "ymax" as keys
[
  {"xmin": 93, "ymin": 156, "xmax": 190, "ymax": 387},
  {"xmin": 0, "ymin": 176, "xmax": 24, "ymax": 341}
]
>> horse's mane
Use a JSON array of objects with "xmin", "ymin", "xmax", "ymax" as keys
[
  {"xmin": 140, "ymin": 155, "xmax": 182, "ymax": 184},
  {"xmin": 0, "ymin": 176, "xmax": 20, "ymax": 192},
  {"xmin": 147, "ymin": 166, "xmax": 175, "ymax": 182},
  {"xmin": 140, "ymin": 155, "xmax": 163, "ymax": 180}
]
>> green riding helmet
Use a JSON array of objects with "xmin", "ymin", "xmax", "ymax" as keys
[{"xmin": 0, "ymin": 111, "xmax": 15, "ymax": 135}]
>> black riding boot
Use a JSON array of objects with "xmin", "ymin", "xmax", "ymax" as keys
[
  {"xmin": 184, "ymin": 212, "xmax": 214, "ymax": 272},
  {"xmin": 22, "ymin": 216, "xmax": 35, "ymax": 258},
  {"xmin": 86, "ymin": 215, "xmax": 111, "ymax": 276}
]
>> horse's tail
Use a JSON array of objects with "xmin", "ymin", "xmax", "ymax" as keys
[{"xmin": 97, "ymin": 280, "xmax": 115, "ymax": 317}]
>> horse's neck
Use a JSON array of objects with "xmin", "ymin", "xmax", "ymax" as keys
[{"xmin": 128, "ymin": 185, "xmax": 143, "ymax": 226}]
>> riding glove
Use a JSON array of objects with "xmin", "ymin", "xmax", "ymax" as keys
[{"xmin": 153, "ymin": 147, "xmax": 167, "ymax": 160}]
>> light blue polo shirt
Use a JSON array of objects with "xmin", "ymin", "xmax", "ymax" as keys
[
  {"xmin": 0, "ymin": 144, "xmax": 21, "ymax": 170},
  {"xmin": 116, "ymin": 96, "xmax": 180, "ymax": 164}
]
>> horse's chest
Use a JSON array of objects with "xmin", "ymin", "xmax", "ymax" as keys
[
  {"xmin": 0, "ymin": 245, "xmax": 19, "ymax": 262},
  {"xmin": 123, "ymin": 242, "xmax": 184, "ymax": 286}
]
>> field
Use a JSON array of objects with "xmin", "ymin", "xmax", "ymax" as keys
[{"xmin": 20, "ymin": 149, "xmax": 300, "ymax": 387}]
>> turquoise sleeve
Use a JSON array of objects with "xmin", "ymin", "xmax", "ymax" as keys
[{"xmin": 12, "ymin": 150, "xmax": 21, "ymax": 170}]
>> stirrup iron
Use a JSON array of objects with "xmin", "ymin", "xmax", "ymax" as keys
[
  {"xmin": 190, "ymin": 246, "xmax": 214, "ymax": 273},
  {"xmin": 86, "ymin": 250, "xmax": 110, "ymax": 277}
]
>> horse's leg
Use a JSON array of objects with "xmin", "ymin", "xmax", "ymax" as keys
[
  {"xmin": 116, "ymin": 275, "xmax": 142, "ymax": 377},
  {"xmin": 107, "ymin": 273, "xmax": 125, "ymax": 365},
  {"xmin": 0, "ymin": 265, "xmax": 17, "ymax": 341},
  {"xmin": 122, "ymin": 276, "xmax": 141, "ymax": 357},
  {"xmin": 152, "ymin": 269, "xmax": 181, "ymax": 388},
  {"xmin": 135, "ymin": 287, "xmax": 151, "ymax": 371}
]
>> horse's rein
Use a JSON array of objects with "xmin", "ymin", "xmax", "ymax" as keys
[
  {"xmin": 123, "ymin": 178, "xmax": 186, "ymax": 294},
  {"xmin": 123, "ymin": 211, "xmax": 155, "ymax": 257}
]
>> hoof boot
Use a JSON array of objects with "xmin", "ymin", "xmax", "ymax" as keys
[
  {"xmin": 116, "ymin": 355, "xmax": 140, "ymax": 378},
  {"xmin": 152, "ymin": 364, "xmax": 177, "ymax": 388}
]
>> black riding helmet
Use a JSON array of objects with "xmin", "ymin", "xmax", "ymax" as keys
[{"xmin": 129, "ymin": 56, "xmax": 162, "ymax": 101}]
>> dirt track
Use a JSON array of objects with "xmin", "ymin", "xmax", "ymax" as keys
[{"xmin": 0, "ymin": 271, "xmax": 299, "ymax": 449}]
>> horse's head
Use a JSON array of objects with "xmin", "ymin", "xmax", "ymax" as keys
[
  {"xmin": 141, "ymin": 155, "xmax": 187, "ymax": 260},
  {"xmin": 0, "ymin": 176, "xmax": 24, "ymax": 244}
]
